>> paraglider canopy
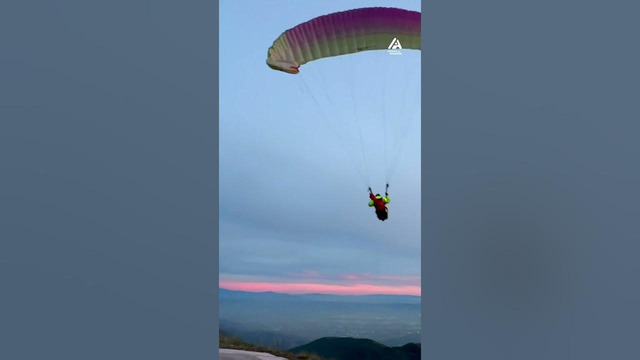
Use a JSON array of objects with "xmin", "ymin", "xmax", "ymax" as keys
[{"xmin": 266, "ymin": 7, "xmax": 421, "ymax": 74}]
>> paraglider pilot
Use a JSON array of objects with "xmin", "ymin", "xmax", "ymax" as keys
[{"xmin": 368, "ymin": 184, "xmax": 390, "ymax": 221}]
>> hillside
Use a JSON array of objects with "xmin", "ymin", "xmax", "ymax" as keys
[
  {"xmin": 290, "ymin": 337, "xmax": 421, "ymax": 360},
  {"xmin": 220, "ymin": 333, "xmax": 328, "ymax": 360}
]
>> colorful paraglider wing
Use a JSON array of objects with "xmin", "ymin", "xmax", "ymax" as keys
[{"xmin": 266, "ymin": 7, "xmax": 421, "ymax": 74}]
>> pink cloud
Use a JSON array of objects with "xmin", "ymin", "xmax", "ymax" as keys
[
  {"xmin": 340, "ymin": 274, "xmax": 361, "ymax": 281},
  {"xmin": 219, "ymin": 280, "xmax": 421, "ymax": 296}
]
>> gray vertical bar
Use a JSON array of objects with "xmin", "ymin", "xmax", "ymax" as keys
[
  {"xmin": 422, "ymin": 0, "xmax": 640, "ymax": 359},
  {"xmin": 213, "ymin": 0, "xmax": 220, "ymax": 359},
  {"xmin": 0, "ymin": 0, "xmax": 220, "ymax": 359}
]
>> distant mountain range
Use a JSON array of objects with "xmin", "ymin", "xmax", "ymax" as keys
[
  {"xmin": 290, "ymin": 337, "xmax": 421, "ymax": 360},
  {"xmin": 220, "ymin": 289, "xmax": 421, "ymax": 304},
  {"xmin": 219, "ymin": 289, "xmax": 421, "ymax": 349}
]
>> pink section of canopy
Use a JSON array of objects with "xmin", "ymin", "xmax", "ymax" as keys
[{"xmin": 284, "ymin": 7, "xmax": 420, "ymax": 51}]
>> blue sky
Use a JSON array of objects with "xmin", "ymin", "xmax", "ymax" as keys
[{"xmin": 219, "ymin": 0, "xmax": 421, "ymax": 295}]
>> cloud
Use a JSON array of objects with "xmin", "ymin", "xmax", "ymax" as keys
[{"xmin": 220, "ymin": 280, "xmax": 421, "ymax": 296}]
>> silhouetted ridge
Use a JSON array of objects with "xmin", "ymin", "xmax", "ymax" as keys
[{"xmin": 290, "ymin": 336, "xmax": 420, "ymax": 360}]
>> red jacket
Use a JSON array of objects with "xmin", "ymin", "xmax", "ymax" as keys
[{"xmin": 370, "ymin": 193, "xmax": 387, "ymax": 211}]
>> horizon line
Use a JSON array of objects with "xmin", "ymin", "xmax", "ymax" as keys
[{"xmin": 220, "ymin": 287, "xmax": 422, "ymax": 297}]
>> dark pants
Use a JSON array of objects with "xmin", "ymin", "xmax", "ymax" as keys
[{"xmin": 376, "ymin": 208, "xmax": 388, "ymax": 221}]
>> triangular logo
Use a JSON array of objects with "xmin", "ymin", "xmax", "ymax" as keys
[{"xmin": 388, "ymin": 38, "xmax": 402, "ymax": 50}]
